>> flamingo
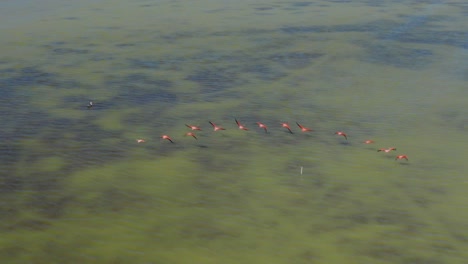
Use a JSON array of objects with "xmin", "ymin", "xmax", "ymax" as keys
[
  {"xmin": 235, "ymin": 119, "xmax": 248, "ymax": 131},
  {"xmin": 256, "ymin": 122, "xmax": 268, "ymax": 133},
  {"xmin": 395, "ymin": 155, "xmax": 408, "ymax": 161},
  {"xmin": 296, "ymin": 122, "xmax": 313, "ymax": 132},
  {"xmin": 185, "ymin": 124, "xmax": 201, "ymax": 131},
  {"xmin": 335, "ymin": 131, "xmax": 347, "ymax": 140},
  {"xmin": 209, "ymin": 121, "xmax": 226, "ymax": 131},
  {"xmin": 281, "ymin": 122, "xmax": 293, "ymax": 134},
  {"xmin": 377, "ymin": 147, "xmax": 397, "ymax": 153},
  {"xmin": 185, "ymin": 132, "xmax": 197, "ymax": 140},
  {"xmin": 161, "ymin": 135, "xmax": 174, "ymax": 143}
]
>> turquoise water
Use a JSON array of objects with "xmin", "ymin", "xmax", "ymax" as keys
[{"xmin": 1, "ymin": 0, "xmax": 467, "ymax": 263}]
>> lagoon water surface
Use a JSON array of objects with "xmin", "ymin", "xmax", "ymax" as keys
[{"xmin": 1, "ymin": 0, "xmax": 467, "ymax": 263}]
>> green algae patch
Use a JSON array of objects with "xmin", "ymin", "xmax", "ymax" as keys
[
  {"xmin": 1, "ymin": 0, "xmax": 468, "ymax": 263},
  {"xmin": 63, "ymin": 155, "xmax": 199, "ymax": 213},
  {"xmin": 35, "ymin": 156, "xmax": 67, "ymax": 173},
  {"xmin": 92, "ymin": 109, "xmax": 137, "ymax": 131}
]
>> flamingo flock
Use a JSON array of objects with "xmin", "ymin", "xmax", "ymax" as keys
[
  {"xmin": 131, "ymin": 116, "xmax": 409, "ymax": 162},
  {"xmin": 88, "ymin": 97, "xmax": 408, "ymax": 163}
]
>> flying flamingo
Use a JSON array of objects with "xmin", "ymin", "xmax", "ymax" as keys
[
  {"xmin": 136, "ymin": 139, "xmax": 146, "ymax": 143},
  {"xmin": 235, "ymin": 119, "xmax": 248, "ymax": 131},
  {"xmin": 256, "ymin": 122, "xmax": 268, "ymax": 133},
  {"xmin": 209, "ymin": 121, "xmax": 226, "ymax": 131},
  {"xmin": 395, "ymin": 155, "xmax": 408, "ymax": 161},
  {"xmin": 185, "ymin": 132, "xmax": 197, "ymax": 140},
  {"xmin": 364, "ymin": 140, "xmax": 374, "ymax": 144},
  {"xmin": 185, "ymin": 124, "xmax": 202, "ymax": 131},
  {"xmin": 281, "ymin": 122, "xmax": 293, "ymax": 134},
  {"xmin": 161, "ymin": 135, "xmax": 174, "ymax": 143},
  {"xmin": 377, "ymin": 147, "xmax": 397, "ymax": 153},
  {"xmin": 334, "ymin": 131, "xmax": 347, "ymax": 140},
  {"xmin": 296, "ymin": 122, "xmax": 313, "ymax": 132}
]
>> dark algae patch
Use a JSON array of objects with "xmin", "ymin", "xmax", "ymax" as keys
[
  {"xmin": 280, "ymin": 14, "xmax": 467, "ymax": 49},
  {"xmin": 396, "ymin": 29, "xmax": 468, "ymax": 49},
  {"xmin": 1, "ymin": 0, "xmax": 467, "ymax": 263},
  {"xmin": 2, "ymin": 67, "xmax": 60, "ymax": 88},
  {"xmin": 363, "ymin": 43, "xmax": 433, "ymax": 68},
  {"xmin": 107, "ymin": 74, "xmax": 176, "ymax": 105},
  {"xmin": 268, "ymin": 52, "xmax": 323, "ymax": 69},
  {"xmin": 186, "ymin": 66, "xmax": 247, "ymax": 93},
  {"xmin": 281, "ymin": 19, "xmax": 400, "ymax": 34}
]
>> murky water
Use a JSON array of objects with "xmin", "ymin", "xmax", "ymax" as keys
[{"xmin": 1, "ymin": 0, "xmax": 467, "ymax": 263}]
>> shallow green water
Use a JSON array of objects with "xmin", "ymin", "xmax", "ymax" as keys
[{"xmin": 1, "ymin": 0, "xmax": 467, "ymax": 263}]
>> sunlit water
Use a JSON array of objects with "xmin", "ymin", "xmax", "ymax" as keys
[{"xmin": 1, "ymin": 0, "xmax": 467, "ymax": 263}]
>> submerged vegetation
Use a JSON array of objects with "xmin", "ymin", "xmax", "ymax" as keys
[{"xmin": 0, "ymin": 0, "xmax": 467, "ymax": 263}]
